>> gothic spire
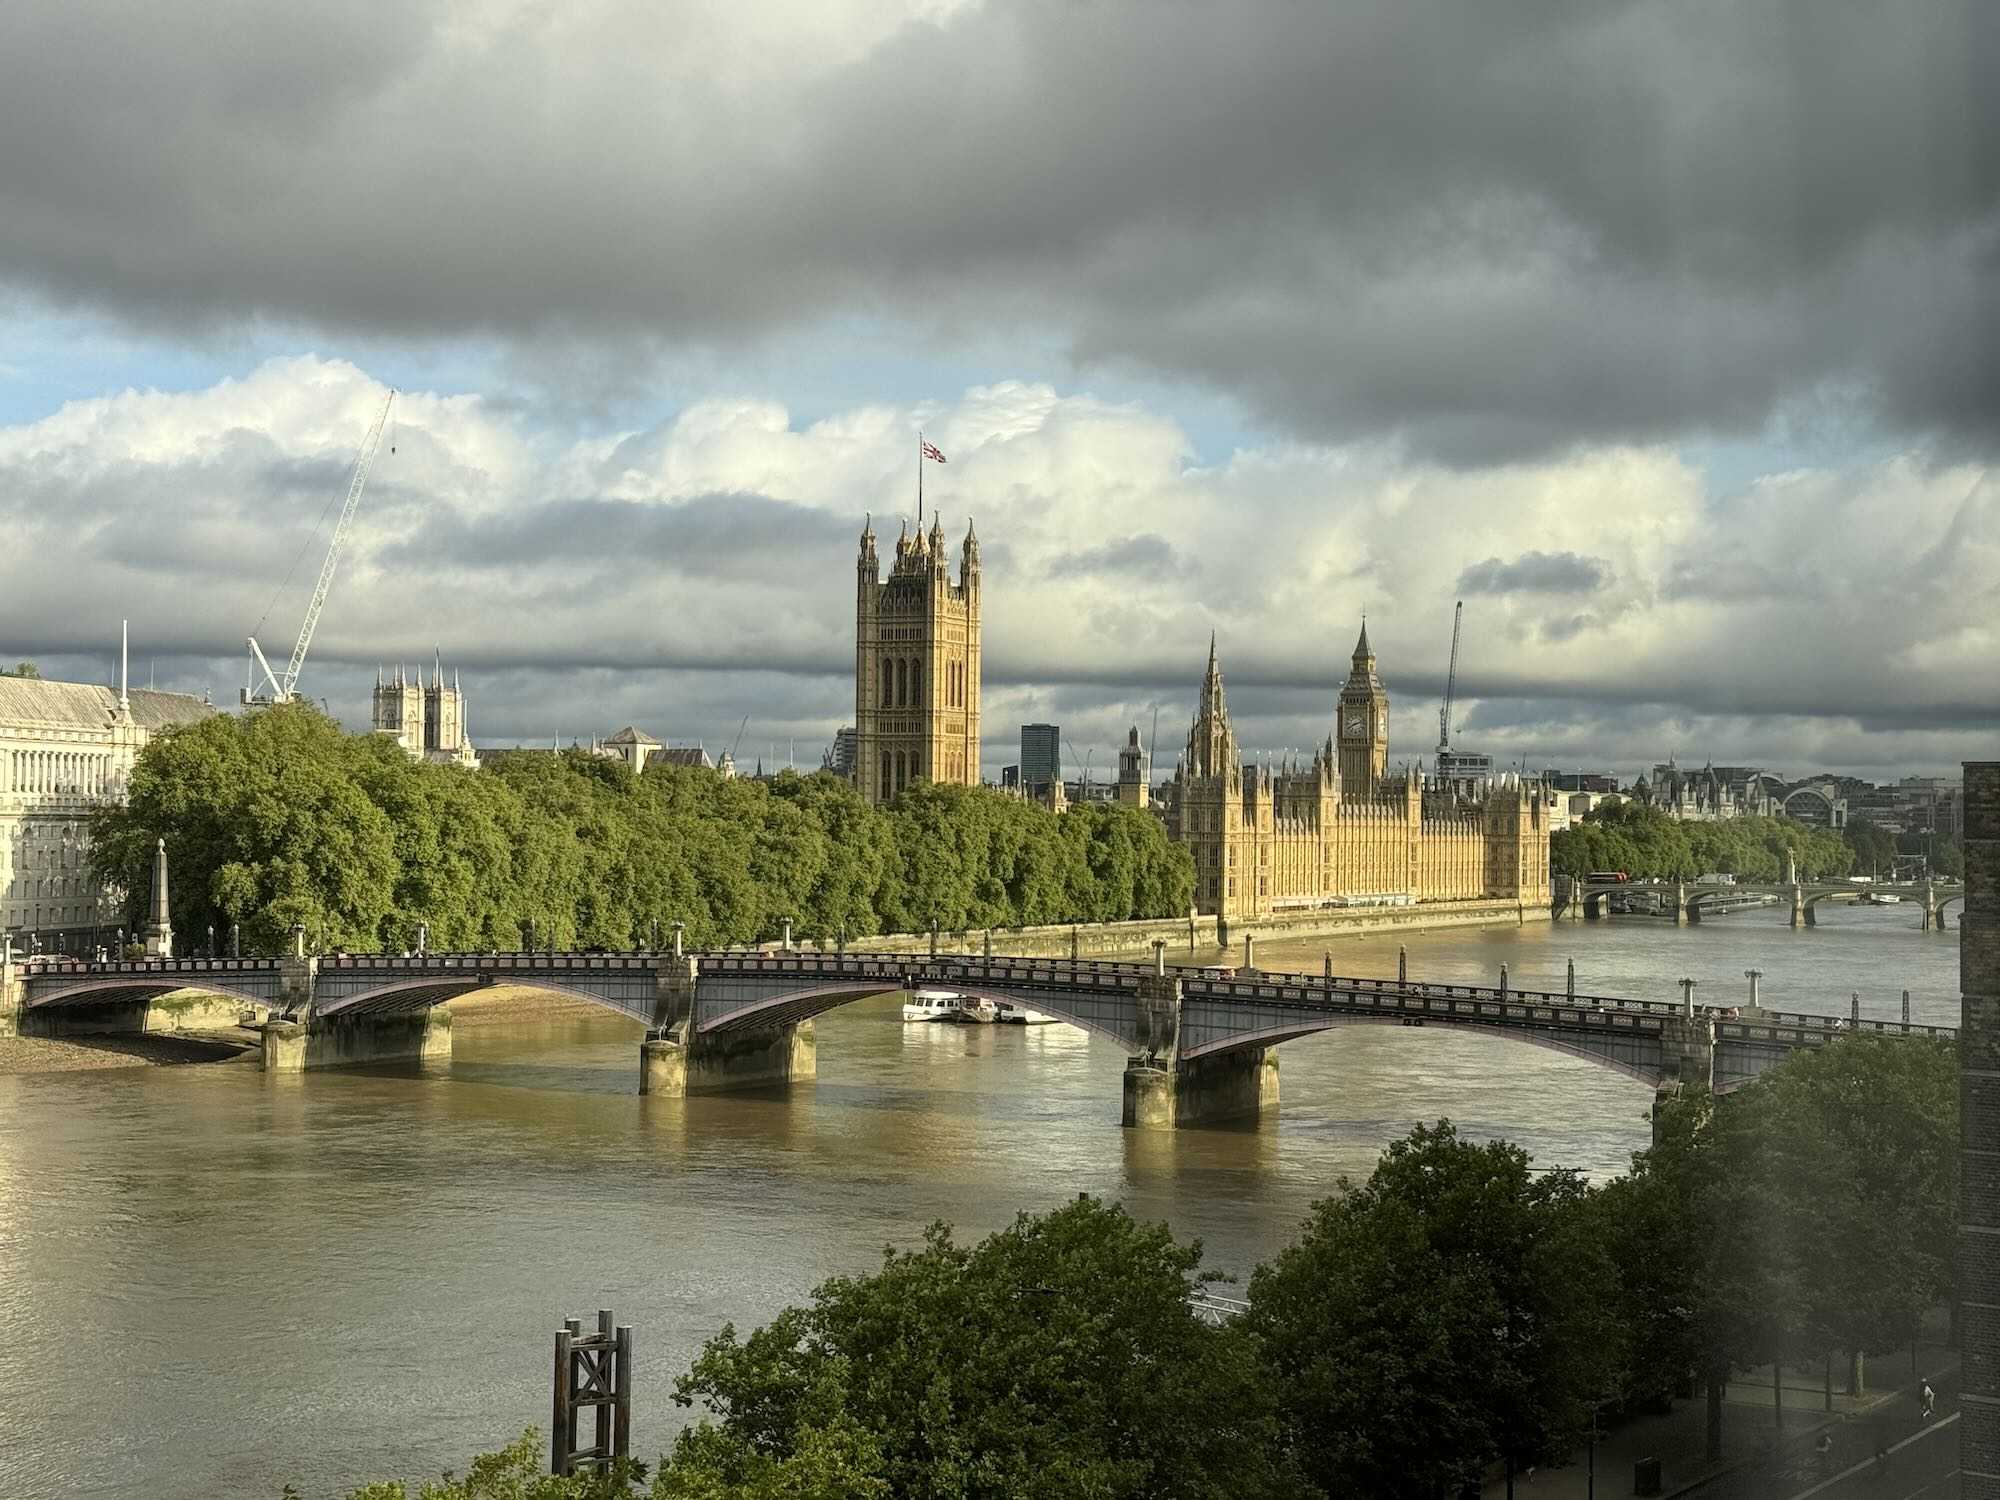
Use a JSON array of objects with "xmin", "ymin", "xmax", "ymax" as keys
[{"xmin": 1352, "ymin": 616, "xmax": 1373, "ymax": 665}]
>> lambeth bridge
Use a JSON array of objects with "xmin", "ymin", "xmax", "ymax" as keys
[
  {"xmin": 1561, "ymin": 876, "xmax": 1964, "ymax": 929},
  {"xmin": 2, "ymin": 943, "xmax": 1953, "ymax": 1128}
]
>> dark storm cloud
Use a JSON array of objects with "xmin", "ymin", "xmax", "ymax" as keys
[
  {"xmin": 2, "ymin": 1, "xmax": 1994, "ymax": 461},
  {"xmin": 1457, "ymin": 551, "xmax": 1611, "ymax": 596},
  {"xmin": 382, "ymin": 492, "xmax": 850, "ymax": 580}
]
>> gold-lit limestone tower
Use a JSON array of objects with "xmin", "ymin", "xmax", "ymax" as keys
[
  {"xmin": 853, "ymin": 514, "xmax": 981, "ymax": 805},
  {"xmin": 372, "ymin": 667, "xmax": 425, "ymax": 754},
  {"xmin": 1168, "ymin": 637, "xmax": 1255, "ymax": 915},
  {"xmin": 1335, "ymin": 620, "xmax": 1389, "ymax": 797}
]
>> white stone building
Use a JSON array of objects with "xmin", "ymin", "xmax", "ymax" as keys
[{"xmin": 0, "ymin": 674, "xmax": 214, "ymax": 952}]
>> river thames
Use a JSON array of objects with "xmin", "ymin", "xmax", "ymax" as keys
[{"xmin": 0, "ymin": 905, "xmax": 1960, "ymax": 1499}]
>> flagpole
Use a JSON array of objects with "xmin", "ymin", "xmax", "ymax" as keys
[{"xmin": 917, "ymin": 432, "xmax": 924, "ymax": 530}]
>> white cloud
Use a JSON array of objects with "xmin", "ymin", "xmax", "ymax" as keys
[{"xmin": 3, "ymin": 356, "xmax": 1993, "ymax": 778}]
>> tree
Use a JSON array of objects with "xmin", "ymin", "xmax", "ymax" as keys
[
  {"xmin": 666, "ymin": 1198, "xmax": 1303, "ymax": 1500},
  {"xmin": 333, "ymin": 1429, "xmax": 645, "ymax": 1499},
  {"xmin": 4, "ymin": 661, "xmax": 38, "ymax": 678},
  {"xmin": 1843, "ymin": 819, "xmax": 1899, "ymax": 877},
  {"xmin": 1247, "ymin": 1122, "xmax": 1624, "ymax": 1495}
]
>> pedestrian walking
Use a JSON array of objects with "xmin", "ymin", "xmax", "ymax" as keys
[
  {"xmin": 1920, "ymin": 1378, "xmax": 1935, "ymax": 1420},
  {"xmin": 1815, "ymin": 1432, "xmax": 1834, "ymax": 1470}
]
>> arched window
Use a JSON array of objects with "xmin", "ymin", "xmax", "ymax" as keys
[
  {"xmin": 896, "ymin": 659, "xmax": 907, "ymax": 708},
  {"xmin": 894, "ymin": 751, "xmax": 906, "ymax": 793},
  {"xmin": 911, "ymin": 659, "xmax": 923, "ymax": 707},
  {"xmin": 880, "ymin": 754, "xmax": 892, "ymax": 803},
  {"xmin": 880, "ymin": 656, "xmax": 892, "ymax": 708},
  {"xmin": 910, "ymin": 750, "xmax": 921, "ymax": 782}
]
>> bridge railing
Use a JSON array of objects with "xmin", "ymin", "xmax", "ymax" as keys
[{"xmin": 25, "ymin": 956, "xmax": 282, "ymax": 978}]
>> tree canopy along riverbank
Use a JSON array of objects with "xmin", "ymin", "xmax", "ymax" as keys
[
  {"xmin": 323, "ymin": 1032, "xmax": 1955, "ymax": 1500},
  {"xmin": 1548, "ymin": 795, "xmax": 1962, "ymax": 883},
  {"xmin": 90, "ymin": 704, "xmax": 1194, "ymax": 956}
]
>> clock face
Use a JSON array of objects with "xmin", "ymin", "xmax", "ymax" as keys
[{"xmin": 1344, "ymin": 712, "xmax": 1364, "ymax": 734}]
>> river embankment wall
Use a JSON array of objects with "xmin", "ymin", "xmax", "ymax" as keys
[{"xmin": 777, "ymin": 897, "xmax": 1544, "ymax": 963}]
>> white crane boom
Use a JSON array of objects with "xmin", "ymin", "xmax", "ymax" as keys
[
  {"xmin": 1438, "ymin": 599, "xmax": 1462, "ymax": 753},
  {"xmin": 246, "ymin": 389, "xmax": 396, "ymax": 705}
]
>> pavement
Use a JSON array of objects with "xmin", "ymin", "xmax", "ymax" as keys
[{"xmin": 1478, "ymin": 1338, "xmax": 1959, "ymax": 1500}]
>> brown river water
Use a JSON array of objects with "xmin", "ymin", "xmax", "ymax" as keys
[{"xmin": 0, "ymin": 904, "xmax": 1959, "ymax": 1498}]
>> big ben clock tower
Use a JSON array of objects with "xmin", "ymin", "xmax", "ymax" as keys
[{"xmin": 1336, "ymin": 619, "xmax": 1390, "ymax": 796}]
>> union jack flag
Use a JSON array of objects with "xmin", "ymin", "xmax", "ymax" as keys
[{"xmin": 921, "ymin": 440, "xmax": 947, "ymax": 464}]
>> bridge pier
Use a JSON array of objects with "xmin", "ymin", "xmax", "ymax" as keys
[
  {"xmin": 1650, "ymin": 1012, "xmax": 1716, "ymax": 1143},
  {"xmin": 0, "ymin": 944, "xmax": 20, "ymax": 1037},
  {"xmin": 259, "ymin": 1006, "xmax": 454, "ymax": 1072},
  {"xmin": 638, "ymin": 1023, "xmax": 817, "ymax": 1096},
  {"xmin": 1122, "ymin": 1048, "xmax": 1279, "ymax": 1129},
  {"xmin": 1790, "ymin": 885, "xmax": 1810, "ymax": 928},
  {"xmin": 1673, "ymin": 883, "xmax": 1690, "ymax": 927}
]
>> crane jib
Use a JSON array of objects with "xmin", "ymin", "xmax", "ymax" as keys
[{"xmin": 247, "ymin": 389, "xmax": 396, "ymax": 705}]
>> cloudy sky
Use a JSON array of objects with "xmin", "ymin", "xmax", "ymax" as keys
[{"xmin": 3, "ymin": 0, "xmax": 1995, "ymax": 782}]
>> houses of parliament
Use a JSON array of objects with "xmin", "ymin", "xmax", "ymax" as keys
[{"xmin": 850, "ymin": 515, "xmax": 1549, "ymax": 918}]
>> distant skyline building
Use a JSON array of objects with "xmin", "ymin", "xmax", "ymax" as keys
[
  {"xmin": 852, "ymin": 512, "xmax": 982, "ymax": 805},
  {"xmin": 1020, "ymin": 723, "xmax": 1061, "ymax": 790},
  {"xmin": 1116, "ymin": 726, "xmax": 1148, "ymax": 809}
]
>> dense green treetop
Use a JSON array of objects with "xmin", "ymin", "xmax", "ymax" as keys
[
  {"xmin": 1247, "ymin": 1121, "xmax": 1623, "ymax": 1495},
  {"xmin": 92, "ymin": 703, "xmax": 1194, "ymax": 953},
  {"xmin": 1551, "ymin": 799, "xmax": 1854, "ymax": 882},
  {"xmin": 666, "ymin": 1197, "xmax": 1304, "ymax": 1500}
]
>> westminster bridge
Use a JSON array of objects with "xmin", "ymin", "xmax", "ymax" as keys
[
  {"xmin": 1560, "ymin": 875, "xmax": 1964, "ymax": 929},
  {"xmin": 1, "ymin": 941, "xmax": 1953, "ymax": 1128}
]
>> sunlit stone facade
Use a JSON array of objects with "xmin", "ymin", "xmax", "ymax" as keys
[{"xmin": 1163, "ymin": 627, "xmax": 1551, "ymax": 921}]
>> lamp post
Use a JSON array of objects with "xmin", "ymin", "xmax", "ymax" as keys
[{"xmin": 1744, "ymin": 967, "xmax": 1763, "ymax": 1011}]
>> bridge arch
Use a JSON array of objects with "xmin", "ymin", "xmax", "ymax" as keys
[
  {"xmin": 25, "ymin": 976, "xmax": 281, "ymax": 1012},
  {"xmin": 312, "ymin": 974, "xmax": 654, "ymax": 1023},
  {"xmin": 696, "ymin": 979, "xmax": 1138, "ymax": 1052},
  {"xmin": 1176, "ymin": 1012, "xmax": 1665, "ymax": 1088}
]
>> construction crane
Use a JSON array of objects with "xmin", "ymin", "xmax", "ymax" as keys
[
  {"xmin": 1437, "ymin": 599, "xmax": 1463, "ymax": 754},
  {"xmin": 243, "ymin": 390, "xmax": 396, "ymax": 706}
]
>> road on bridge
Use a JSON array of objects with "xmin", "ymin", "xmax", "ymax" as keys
[{"xmin": 1683, "ymin": 1367, "xmax": 1959, "ymax": 1500}]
